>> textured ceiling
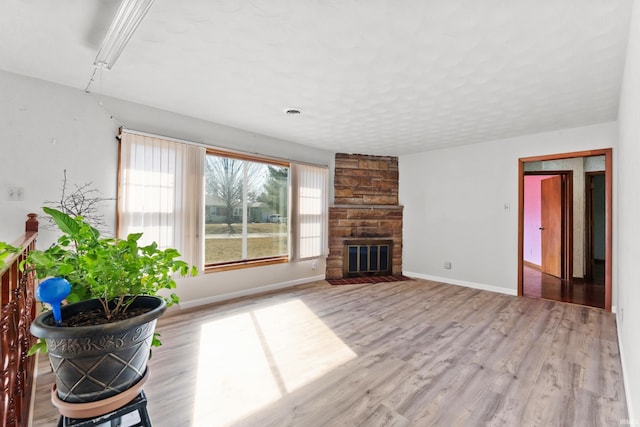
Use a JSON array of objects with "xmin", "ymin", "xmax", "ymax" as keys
[{"xmin": 0, "ymin": 0, "xmax": 633, "ymax": 155}]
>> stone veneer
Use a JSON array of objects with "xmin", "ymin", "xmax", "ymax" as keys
[{"xmin": 326, "ymin": 153, "xmax": 403, "ymax": 279}]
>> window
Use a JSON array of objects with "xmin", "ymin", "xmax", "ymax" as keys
[
  {"xmin": 118, "ymin": 129, "xmax": 328, "ymax": 273},
  {"xmin": 204, "ymin": 150, "xmax": 289, "ymax": 266}
]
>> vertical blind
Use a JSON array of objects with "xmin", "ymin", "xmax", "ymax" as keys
[
  {"xmin": 291, "ymin": 163, "xmax": 329, "ymax": 259},
  {"xmin": 118, "ymin": 130, "xmax": 205, "ymax": 269}
]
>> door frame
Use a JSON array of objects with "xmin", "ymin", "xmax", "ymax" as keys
[{"xmin": 518, "ymin": 148, "xmax": 612, "ymax": 311}]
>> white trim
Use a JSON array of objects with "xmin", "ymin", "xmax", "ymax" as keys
[
  {"xmin": 175, "ymin": 274, "xmax": 326, "ymax": 310},
  {"xmin": 404, "ymin": 272, "xmax": 518, "ymax": 296},
  {"xmin": 617, "ymin": 314, "xmax": 635, "ymax": 425}
]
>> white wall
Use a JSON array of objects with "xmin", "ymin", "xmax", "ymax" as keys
[
  {"xmin": 0, "ymin": 70, "xmax": 334, "ymax": 306},
  {"xmin": 0, "ymin": 71, "xmax": 119, "ymax": 248},
  {"xmin": 616, "ymin": 0, "xmax": 640, "ymax": 421},
  {"xmin": 399, "ymin": 122, "xmax": 617, "ymax": 295}
]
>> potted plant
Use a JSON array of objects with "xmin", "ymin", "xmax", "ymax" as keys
[{"xmin": 3, "ymin": 207, "xmax": 196, "ymax": 408}]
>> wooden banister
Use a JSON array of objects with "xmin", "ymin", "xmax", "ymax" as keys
[{"xmin": 1, "ymin": 214, "xmax": 38, "ymax": 427}]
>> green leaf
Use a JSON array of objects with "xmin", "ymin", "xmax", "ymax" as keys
[
  {"xmin": 58, "ymin": 264, "xmax": 74, "ymax": 275},
  {"xmin": 164, "ymin": 248, "xmax": 180, "ymax": 258},
  {"xmin": 28, "ymin": 339, "xmax": 48, "ymax": 355},
  {"xmin": 26, "ymin": 252, "xmax": 54, "ymax": 269},
  {"xmin": 127, "ymin": 233, "xmax": 143, "ymax": 242},
  {"xmin": 87, "ymin": 224, "xmax": 100, "ymax": 240},
  {"xmin": 66, "ymin": 292, "xmax": 82, "ymax": 303},
  {"xmin": 0, "ymin": 243, "xmax": 20, "ymax": 269},
  {"xmin": 43, "ymin": 207, "xmax": 80, "ymax": 235},
  {"xmin": 151, "ymin": 332, "xmax": 162, "ymax": 354}
]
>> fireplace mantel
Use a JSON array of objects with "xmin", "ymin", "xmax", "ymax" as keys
[{"xmin": 332, "ymin": 204, "xmax": 404, "ymax": 210}]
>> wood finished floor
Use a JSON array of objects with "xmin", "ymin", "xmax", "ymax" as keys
[
  {"xmin": 32, "ymin": 279, "xmax": 627, "ymax": 426},
  {"xmin": 523, "ymin": 265, "xmax": 606, "ymax": 309}
]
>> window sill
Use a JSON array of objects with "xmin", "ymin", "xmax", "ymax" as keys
[{"xmin": 204, "ymin": 256, "xmax": 288, "ymax": 273}]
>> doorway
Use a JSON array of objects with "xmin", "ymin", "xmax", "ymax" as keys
[
  {"xmin": 518, "ymin": 149, "xmax": 612, "ymax": 311},
  {"xmin": 523, "ymin": 173, "xmax": 572, "ymax": 279},
  {"xmin": 586, "ymin": 172, "xmax": 606, "ymax": 285}
]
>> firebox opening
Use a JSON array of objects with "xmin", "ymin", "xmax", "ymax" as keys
[{"xmin": 343, "ymin": 239, "xmax": 393, "ymax": 277}]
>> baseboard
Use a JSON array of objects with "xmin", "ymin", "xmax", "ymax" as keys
[
  {"xmin": 404, "ymin": 272, "xmax": 518, "ymax": 296},
  {"xmin": 616, "ymin": 314, "xmax": 635, "ymax": 425},
  {"xmin": 176, "ymin": 274, "xmax": 326, "ymax": 310},
  {"xmin": 523, "ymin": 260, "xmax": 542, "ymax": 270}
]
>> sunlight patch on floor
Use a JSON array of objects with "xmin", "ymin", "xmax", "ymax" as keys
[{"xmin": 192, "ymin": 299, "xmax": 357, "ymax": 426}]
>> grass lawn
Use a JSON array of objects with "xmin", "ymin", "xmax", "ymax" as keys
[
  {"xmin": 205, "ymin": 223, "xmax": 287, "ymax": 234},
  {"xmin": 205, "ymin": 234, "xmax": 288, "ymax": 263}
]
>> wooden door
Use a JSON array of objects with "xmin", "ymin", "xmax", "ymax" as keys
[{"xmin": 541, "ymin": 176, "xmax": 562, "ymax": 278}]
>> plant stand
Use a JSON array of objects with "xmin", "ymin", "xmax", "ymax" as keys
[
  {"xmin": 51, "ymin": 368, "xmax": 150, "ymax": 425},
  {"xmin": 56, "ymin": 390, "xmax": 151, "ymax": 427}
]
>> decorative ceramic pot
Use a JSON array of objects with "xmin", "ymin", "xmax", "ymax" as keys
[{"xmin": 30, "ymin": 295, "xmax": 166, "ymax": 403}]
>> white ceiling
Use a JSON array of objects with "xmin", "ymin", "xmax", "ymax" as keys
[{"xmin": 0, "ymin": 0, "xmax": 633, "ymax": 156}]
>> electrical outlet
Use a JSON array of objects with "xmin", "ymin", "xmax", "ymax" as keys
[
  {"xmin": 620, "ymin": 307, "xmax": 624, "ymax": 323},
  {"xmin": 444, "ymin": 261, "xmax": 452, "ymax": 270},
  {"xmin": 8, "ymin": 187, "xmax": 24, "ymax": 201},
  {"xmin": 311, "ymin": 260, "xmax": 317, "ymax": 270}
]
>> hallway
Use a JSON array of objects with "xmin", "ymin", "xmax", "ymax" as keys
[{"xmin": 523, "ymin": 264, "xmax": 605, "ymax": 309}]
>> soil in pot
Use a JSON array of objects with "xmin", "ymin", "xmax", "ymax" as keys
[{"xmin": 60, "ymin": 306, "xmax": 153, "ymax": 327}]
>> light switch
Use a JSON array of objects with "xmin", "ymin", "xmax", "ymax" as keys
[{"xmin": 8, "ymin": 187, "xmax": 24, "ymax": 201}]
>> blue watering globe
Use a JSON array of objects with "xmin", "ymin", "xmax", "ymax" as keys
[{"xmin": 36, "ymin": 277, "xmax": 71, "ymax": 326}]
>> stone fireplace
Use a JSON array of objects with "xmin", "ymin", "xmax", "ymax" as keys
[{"xmin": 326, "ymin": 153, "xmax": 403, "ymax": 280}]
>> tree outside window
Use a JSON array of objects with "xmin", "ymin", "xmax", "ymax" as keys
[{"xmin": 204, "ymin": 153, "xmax": 289, "ymax": 264}]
